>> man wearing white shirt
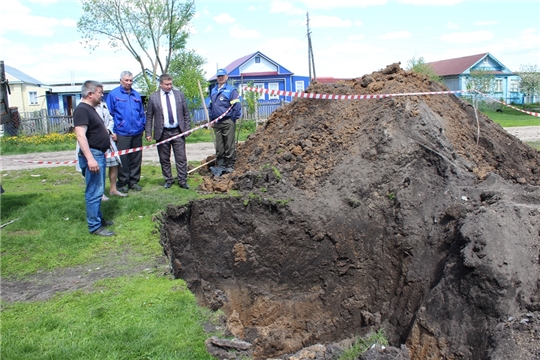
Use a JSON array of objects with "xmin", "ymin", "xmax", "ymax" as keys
[{"xmin": 145, "ymin": 74, "xmax": 191, "ymax": 189}]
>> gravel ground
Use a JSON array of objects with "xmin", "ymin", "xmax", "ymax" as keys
[{"xmin": 0, "ymin": 142, "xmax": 217, "ymax": 171}]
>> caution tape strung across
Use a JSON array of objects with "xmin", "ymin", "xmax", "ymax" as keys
[
  {"xmin": 243, "ymin": 86, "xmax": 470, "ymax": 99},
  {"xmin": 3, "ymin": 87, "xmax": 538, "ymax": 166},
  {"xmin": 473, "ymin": 90, "xmax": 540, "ymax": 118},
  {"xmin": 0, "ymin": 106, "xmax": 233, "ymax": 165}
]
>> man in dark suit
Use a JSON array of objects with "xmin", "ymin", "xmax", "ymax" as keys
[{"xmin": 145, "ymin": 74, "xmax": 191, "ymax": 189}]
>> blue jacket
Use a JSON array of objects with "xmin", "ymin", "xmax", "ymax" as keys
[
  {"xmin": 106, "ymin": 86, "xmax": 146, "ymax": 136},
  {"xmin": 208, "ymin": 83, "xmax": 242, "ymax": 122}
]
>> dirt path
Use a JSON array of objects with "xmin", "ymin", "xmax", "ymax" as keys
[
  {"xmin": 0, "ymin": 142, "xmax": 217, "ymax": 171},
  {"xmin": 503, "ymin": 125, "xmax": 540, "ymax": 142},
  {"xmin": 1, "ymin": 128, "xmax": 538, "ymax": 172}
]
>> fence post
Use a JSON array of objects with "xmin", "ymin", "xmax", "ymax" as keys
[{"xmin": 42, "ymin": 109, "xmax": 48, "ymax": 134}]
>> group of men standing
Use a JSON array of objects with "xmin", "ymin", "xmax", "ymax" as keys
[{"xmin": 74, "ymin": 68, "xmax": 242, "ymax": 236}]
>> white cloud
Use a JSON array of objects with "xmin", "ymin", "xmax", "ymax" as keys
[
  {"xmin": 213, "ymin": 13, "xmax": 236, "ymax": 25},
  {"xmin": 399, "ymin": 0, "xmax": 462, "ymax": 5},
  {"xmin": 248, "ymin": 6, "xmax": 257, "ymax": 11},
  {"xmin": 311, "ymin": 16, "xmax": 353, "ymax": 28},
  {"xmin": 229, "ymin": 24, "xmax": 261, "ymax": 39},
  {"xmin": 348, "ymin": 34, "xmax": 365, "ymax": 40},
  {"xmin": 289, "ymin": 15, "xmax": 355, "ymax": 28},
  {"xmin": 301, "ymin": 0, "xmax": 387, "ymax": 9},
  {"xmin": 440, "ymin": 30, "xmax": 493, "ymax": 43},
  {"xmin": 354, "ymin": 20, "xmax": 363, "ymax": 27},
  {"xmin": 446, "ymin": 21, "xmax": 459, "ymax": 29},
  {"xmin": 60, "ymin": 18, "xmax": 77, "ymax": 27},
  {"xmin": 379, "ymin": 31, "xmax": 412, "ymax": 40},
  {"xmin": 270, "ymin": 0, "xmax": 305, "ymax": 15},
  {"xmin": 473, "ymin": 20, "xmax": 497, "ymax": 26},
  {"xmin": 30, "ymin": 0, "xmax": 58, "ymax": 4},
  {"xmin": 0, "ymin": 0, "xmax": 76, "ymax": 36},
  {"xmin": 203, "ymin": 25, "xmax": 213, "ymax": 33}
]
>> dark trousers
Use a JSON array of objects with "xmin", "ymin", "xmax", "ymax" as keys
[
  {"xmin": 213, "ymin": 119, "xmax": 236, "ymax": 167},
  {"xmin": 116, "ymin": 133, "xmax": 143, "ymax": 187},
  {"xmin": 158, "ymin": 127, "xmax": 187, "ymax": 184}
]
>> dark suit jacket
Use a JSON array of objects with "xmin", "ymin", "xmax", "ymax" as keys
[{"xmin": 145, "ymin": 89, "xmax": 191, "ymax": 141}]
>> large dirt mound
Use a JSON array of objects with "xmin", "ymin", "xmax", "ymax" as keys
[{"xmin": 160, "ymin": 64, "xmax": 540, "ymax": 359}]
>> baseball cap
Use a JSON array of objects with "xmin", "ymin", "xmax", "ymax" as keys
[{"xmin": 216, "ymin": 68, "xmax": 228, "ymax": 76}]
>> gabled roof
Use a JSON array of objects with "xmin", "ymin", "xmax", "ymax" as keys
[
  {"xmin": 5, "ymin": 65, "xmax": 44, "ymax": 86},
  {"xmin": 428, "ymin": 53, "xmax": 489, "ymax": 77},
  {"xmin": 208, "ymin": 51, "xmax": 293, "ymax": 80}
]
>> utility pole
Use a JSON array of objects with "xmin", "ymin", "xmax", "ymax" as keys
[{"xmin": 306, "ymin": 12, "xmax": 316, "ymax": 81}]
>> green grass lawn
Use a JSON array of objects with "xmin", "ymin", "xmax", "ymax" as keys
[
  {"xmin": 482, "ymin": 106, "xmax": 540, "ymax": 127},
  {"xmin": 0, "ymin": 165, "xmax": 221, "ymax": 360}
]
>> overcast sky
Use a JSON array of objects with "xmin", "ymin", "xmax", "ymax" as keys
[{"xmin": 1, "ymin": 0, "xmax": 538, "ymax": 84}]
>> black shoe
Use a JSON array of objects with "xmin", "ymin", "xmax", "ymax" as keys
[
  {"xmin": 102, "ymin": 219, "xmax": 114, "ymax": 227},
  {"xmin": 117, "ymin": 185, "xmax": 129, "ymax": 194},
  {"xmin": 179, "ymin": 183, "xmax": 190, "ymax": 189},
  {"xmin": 164, "ymin": 182, "xmax": 173, "ymax": 189},
  {"xmin": 129, "ymin": 183, "xmax": 143, "ymax": 191},
  {"xmin": 92, "ymin": 226, "xmax": 115, "ymax": 236}
]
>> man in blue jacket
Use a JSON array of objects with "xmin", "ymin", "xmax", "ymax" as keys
[
  {"xmin": 106, "ymin": 71, "xmax": 146, "ymax": 193},
  {"xmin": 208, "ymin": 68, "xmax": 242, "ymax": 174}
]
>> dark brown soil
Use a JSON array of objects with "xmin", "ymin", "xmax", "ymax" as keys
[{"xmin": 160, "ymin": 64, "xmax": 540, "ymax": 359}]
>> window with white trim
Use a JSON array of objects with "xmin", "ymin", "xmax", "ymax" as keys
[
  {"xmin": 510, "ymin": 80, "xmax": 519, "ymax": 92},
  {"xmin": 254, "ymin": 83, "xmax": 265, "ymax": 100},
  {"xmin": 268, "ymin": 83, "xmax": 279, "ymax": 100},
  {"xmin": 495, "ymin": 79, "xmax": 502, "ymax": 92},
  {"xmin": 29, "ymin": 91, "xmax": 38, "ymax": 105},
  {"xmin": 295, "ymin": 81, "xmax": 305, "ymax": 92}
]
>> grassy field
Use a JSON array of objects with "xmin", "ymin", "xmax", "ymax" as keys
[
  {"xmin": 0, "ymin": 165, "xmax": 221, "ymax": 359},
  {"xmin": 482, "ymin": 106, "xmax": 540, "ymax": 127}
]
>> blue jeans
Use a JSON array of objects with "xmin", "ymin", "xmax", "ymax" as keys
[{"xmin": 79, "ymin": 149, "xmax": 106, "ymax": 233}]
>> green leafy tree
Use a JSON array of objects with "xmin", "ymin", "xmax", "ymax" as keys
[
  {"xmin": 466, "ymin": 68, "xmax": 496, "ymax": 95},
  {"xmin": 464, "ymin": 68, "xmax": 496, "ymax": 146},
  {"xmin": 168, "ymin": 50, "xmax": 208, "ymax": 111},
  {"xmin": 517, "ymin": 64, "xmax": 540, "ymax": 105},
  {"xmin": 77, "ymin": 0, "xmax": 196, "ymax": 94},
  {"xmin": 243, "ymin": 81, "xmax": 260, "ymax": 120},
  {"xmin": 406, "ymin": 56, "xmax": 442, "ymax": 83}
]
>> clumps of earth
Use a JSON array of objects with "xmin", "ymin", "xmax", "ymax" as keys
[{"xmin": 160, "ymin": 63, "xmax": 540, "ymax": 359}]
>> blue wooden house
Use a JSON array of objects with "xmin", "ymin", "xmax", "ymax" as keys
[
  {"xmin": 427, "ymin": 53, "xmax": 524, "ymax": 104},
  {"xmin": 208, "ymin": 51, "xmax": 310, "ymax": 103}
]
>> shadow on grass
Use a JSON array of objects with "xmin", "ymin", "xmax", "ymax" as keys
[{"xmin": 0, "ymin": 193, "xmax": 41, "ymax": 221}]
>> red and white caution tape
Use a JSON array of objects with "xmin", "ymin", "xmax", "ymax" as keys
[
  {"xmin": 0, "ymin": 106, "xmax": 233, "ymax": 165},
  {"xmin": 243, "ymin": 86, "xmax": 470, "ymax": 99},
  {"xmin": 107, "ymin": 105, "xmax": 232, "ymax": 158},
  {"xmin": 0, "ymin": 159, "xmax": 79, "ymax": 166},
  {"xmin": 473, "ymin": 90, "xmax": 540, "ymax": 117}
]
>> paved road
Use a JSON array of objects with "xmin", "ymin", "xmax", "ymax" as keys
[{"xmin": 1, "ymin": 142, "xmax": 216, "ymax": 171}]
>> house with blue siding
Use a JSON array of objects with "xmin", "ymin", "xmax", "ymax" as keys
[
  {"xmin": 208, "ymin": 51, "xmax": 310, "ymax": 103},
  {"xmin": 427, "ymin": 53, "xmax": 524, "ymax": 104}
]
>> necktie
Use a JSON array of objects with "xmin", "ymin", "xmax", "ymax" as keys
[{"xmin": 165, "ymin": 92, "xmax": 175, "ymax": 125}]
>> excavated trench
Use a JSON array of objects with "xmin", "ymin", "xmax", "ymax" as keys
[{"xmin": 160, "ymin": 64, "xmax": 540, "ymax": 359}]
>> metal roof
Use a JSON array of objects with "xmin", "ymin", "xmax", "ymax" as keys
[
  {"xmin": 4, "ymin": 65, "xmax": 45, "ymax": 86},
  {"xmin": 428, "ymin": 53, "xmax": 488, "ymax": 76}
]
